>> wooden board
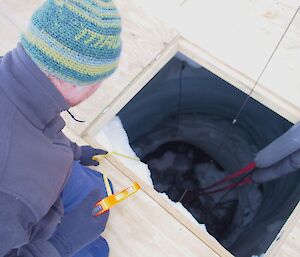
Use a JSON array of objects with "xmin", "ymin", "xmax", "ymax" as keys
[
  {"xmin": 176, "ymin": 0, "xmax": 300, "ymax": 123},
  {"xmin": 266, "ymin": 202, "xmax": 300, "ymax": 257},
  {"xmin": 254, "ymin": 8, "xmax": 300, "ymax": 123},
  {"xmin": 64, "ymin": 128, "xmax": 230, "ymax": 257},
  {"xmin": 101, "ymin": 160, "xmax": 221, "ymax": 257}
]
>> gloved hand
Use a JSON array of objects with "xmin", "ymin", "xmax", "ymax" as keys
[
  {"xmin": 80, "ymin": 145, "xmax": 108, "ymax": 166},
  {"xmin": 49, "ymin": 191, "xmax": 109, "ymax": 257}
]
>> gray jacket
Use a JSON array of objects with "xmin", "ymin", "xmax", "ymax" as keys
[
  {"xmin": 252, "ymin": 121, "xmax": 300, "ymax": 183},
  {"xmin": 0, "ymin": 44, "xmax": 81, "ymax": 256}
]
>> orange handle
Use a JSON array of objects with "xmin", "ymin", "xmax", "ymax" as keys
[{"xmin": 93, "ymin": 182, "xmax": 141, "ymax": 216}]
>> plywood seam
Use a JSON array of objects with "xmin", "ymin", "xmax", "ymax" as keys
[{"xmin": 265, "ymin": 202, "xmax": 300, "ymax": 256}]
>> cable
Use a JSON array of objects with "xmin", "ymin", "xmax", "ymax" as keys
[
  {"xmin": 212, "ymin": 7, "xmax": 299, "ymax": 158},
  {"xmin": 175, "ymin": 62, "xmax": 186, "ymax": 137},
  {"xmin": 67, "ymin": 110, "xmax": 85, "ymax": 123}
]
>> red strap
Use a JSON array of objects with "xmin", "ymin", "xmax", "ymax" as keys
[
  {"xmin": 197, "ymin": 162, "xmax": 256, "ymax": 192},
  {"xmin": 198, "ymin": 176, "xmax": 253, "ymax": 196}
]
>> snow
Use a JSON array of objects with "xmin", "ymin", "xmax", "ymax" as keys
[{"xmin": 94, "ymin": 116, "xmax": 154, "ymax": 187}]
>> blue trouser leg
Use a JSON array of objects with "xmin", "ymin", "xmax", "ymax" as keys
[{"xmin": 61, "ymin": 161, "xmax": 110, "ymax": 257}]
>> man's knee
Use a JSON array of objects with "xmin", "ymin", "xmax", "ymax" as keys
[
  {"xmin": 72, "ymin": 237, "xmax": 109, "ymax": 257},
  {"xmin": 62, "ymin": 162, "xmax": 109, "ymax": 213}
]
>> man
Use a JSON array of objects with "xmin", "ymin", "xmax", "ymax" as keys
[{"xmin": 0, "ymin": 0, "xmax": 121, "ymax": 256}]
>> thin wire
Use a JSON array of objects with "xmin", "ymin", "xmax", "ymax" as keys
[
  {"xmin": 93, "ymin": 151, "xmax": 140, "ymax": 163},
  {"xmin": 212, "ymin": 7, "xmax": 299, "ymax": 158},
  {"xmin": 93, "ymin": 151, "xmax": 141, "ymax": 195},
  {"xmin": 215, "ymin": 173, "xmax": 251, "ymax": 204},
  {"xmin": 67, "ymin": 110, "xmax": 85, "ymax": 123},
  {"xmin": 232, "ymin": 6, "xmax": 299, "ymax": 124},
  {"xmin": 180, "ymin": 0, "xmax": 188, "ymax": 6},
  {"xmin": 178, "ymin": 189, "xmax": 188, "ymax": 203},
  {"xmin": 175, "ymin": 62, "xmax": 186, "ymax": 137}
]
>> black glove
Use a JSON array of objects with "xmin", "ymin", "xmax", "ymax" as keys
[
  {"xmin": 79, "ymin": 145, "xmax": 108, "ymax": 166},
  {"xmin": 49, "ymin": 191, "xmax": 109, "ymax": 257}
]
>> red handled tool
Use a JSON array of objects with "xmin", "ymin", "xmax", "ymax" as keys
[{"xmin": 194, "ymin": 162, "xmax": 256, "ymax": 196}]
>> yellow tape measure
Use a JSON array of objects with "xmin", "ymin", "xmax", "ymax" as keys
[
  {"xmin": 92, "ymin": 152, "xmax": 141, "ymax": 216},
  {"xmin": 93, "ymin": 182, "xmax": 141, "ymax": 216}
]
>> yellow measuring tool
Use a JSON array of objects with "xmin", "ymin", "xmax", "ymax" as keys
[{"xmin": 92, "ymin": 152, "xmax": 141, "ymax": 216}]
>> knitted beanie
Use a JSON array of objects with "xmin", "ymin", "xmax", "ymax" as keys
[{"xmin": 21, "ymin": 0, "xmax": 122, "ymax": 86}]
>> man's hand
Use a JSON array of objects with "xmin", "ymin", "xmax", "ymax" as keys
[
  {"xmin": 79, "ymin": 146, "xmax": 108, "ymax": 166},
  {"xmin": 49, "ymin": 191, "xmax": 109, "ymax": 257}
]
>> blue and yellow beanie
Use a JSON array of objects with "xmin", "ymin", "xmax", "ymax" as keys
[{"xmin": 21, "ymin": 0, "xmax": 122, "ymax": 86}]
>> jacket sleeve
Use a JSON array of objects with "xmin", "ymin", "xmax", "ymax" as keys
[
  {"xmin": 252, "ymin": 149, "xmax": 300, "ymax": 183},
  {"xmin": 69, "ymin": 141, "xmax": 82, "ymax": 161},
  {"xmin": 0, "ymin": 192, "xmax": 61, "ymax": 257},
  {"xmin": 12, "ymin": 241, "xmax": 60, "ymax": 257},
  {"xmin": 255, "ymin": 121, "xmax": 300, "ymax": 168}
]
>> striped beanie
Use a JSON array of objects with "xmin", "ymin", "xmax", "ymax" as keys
[{"xmin": 21, "ymin": 0, "xmax": 122, "ymax": 86}]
